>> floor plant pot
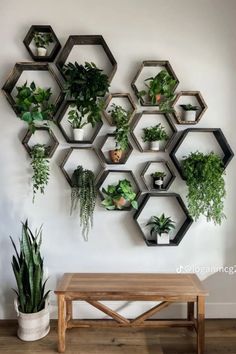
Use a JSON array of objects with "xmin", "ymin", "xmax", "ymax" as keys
[
  {"xmin": 14, "ymin": 298, "xmax": 50, "ymax": 341},
  {"xmin": 113, "ymin": 196, "xmax": 126, "ymax": 208},
  {"xmin": 150, "ymin": 141, "xmax": 160, "ymax": 151},
  {"xmin": 37, "ymin": 47, "xmax": 47, "ymax": 56},
  {"xmin": 152, "ymin": 176, "xmax": 164, "ymax": 190},
  {"xmin": 109, "ymin": 149, "xmax": 123, "ymax": 163},
  {"xmin": 157, "ymin": 233, "xmax": 170, "ymax": 245},
  {"xmin": 183, "ymin": 110, "xmax": 196, "ymax": 122},
  {"xmin": 73, "ymin": 128, "xmax": 84, "ymax": 141}
]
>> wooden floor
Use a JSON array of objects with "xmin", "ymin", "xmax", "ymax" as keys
[{"xmin": 0, "ymin": 320, "xmax": 236, "ymax": 354}]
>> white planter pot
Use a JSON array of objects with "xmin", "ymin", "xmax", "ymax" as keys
[
  {"xmin": 157, "ymin": 233, "xmax": 170, "ymax": 245},
  {"xmin": 73, "ymin": 128, "xmax": 84, "ymax": 141},
  {"xmin": 183, "ymin": 110, "xmax": 196, "ymax": 122},
  {"xmin": 14, "ymin": 298, "xmax": 50, "ymax": 341},
  {"xmin": 37, "ymin": 47, "xmax": 47, "ymax": 56},
  {"xmin": 150, "ymin": 141, "xmax": 160, "ymax": 151}
]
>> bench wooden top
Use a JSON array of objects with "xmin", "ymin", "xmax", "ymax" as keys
[{"xmin": 55, "ymin": 273, "xmax": 208, "ymax": 297}]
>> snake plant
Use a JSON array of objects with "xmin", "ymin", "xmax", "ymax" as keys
[{"xmin": 10, "ymin": 220, "xmax": 49, "ymax": 313}]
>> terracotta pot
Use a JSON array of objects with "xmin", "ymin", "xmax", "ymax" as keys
[
  {"xmin": 113, "ymin": 196, "xmax": 126, "ymax": 208},
  {"xmin": 109, "ymin": 149, "xmax": 123, "ymax": 163}
]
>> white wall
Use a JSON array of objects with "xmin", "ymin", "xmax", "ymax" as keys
[{"xmin": 1, "ymin": 0, "xmax": 236, "ymax": 319}]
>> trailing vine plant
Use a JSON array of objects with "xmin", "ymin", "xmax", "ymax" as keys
[
  {"xmin": 31, "ymin": 144, "xmax": 50, "ymax": 203},
  {"xmin": 182, "ymin": 151, "xmax": 226, "ymax": 225},
  {"xmin": 71, "ymin": 166, "xmax": 97, "ymax": 241}
]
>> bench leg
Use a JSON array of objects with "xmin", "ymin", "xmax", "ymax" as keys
[
  {"xmin": 66, "ymin": 300, "xmax": 73, "ymax": 321},
  {"xmin": 58, "ymin": 294, "xmax": 66, "ymax": 353},
  {"xmin": 197, "ymin": 296, "xmax": 205, "ymax": 354},
  {"xmin": 187, "ymin": 301, "xmax": 195, "ymax": 330}
]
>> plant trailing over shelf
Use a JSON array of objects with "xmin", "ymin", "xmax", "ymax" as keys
[
  {"xmin": 31, "ymin": 144, "xmax": 50, "ymax": 203},
  {"xmin": 15, "ymin": 81, "xmax": 55, "ymax": 133},
  {"xmin": 33, "ymin": 32, "xmax": 54, "ymax": 56},
  {"xmin": 138, "ymin": 69, "xmax": 176, "ymax": 111},
  {"xmin": 142, "ymin": 123, "xmax": 168, "ymax": 151},
  {"xmin": 182, "ymin": 151, "xmax": 226, "ymax": 225},
  {"xmin": 146, "ymin": 213, "xmax": 175, "ymax": 236},
  {"xmin": 70, "ymin": 165, "xmax": 96, "ymax": 241},
  {"xmin": 102, "ymin": 179, "xmax": 138, "ymax": 210},
  {"xmin": 10, "ymin": 220, "xmax": 50, "ymax": 313}
]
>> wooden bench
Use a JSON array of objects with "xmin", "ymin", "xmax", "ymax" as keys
[{"xmin": 55, "ymin": 273, "xmax": 208, "ymax": 353}]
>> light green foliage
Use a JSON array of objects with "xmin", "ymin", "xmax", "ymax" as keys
[
  {"xmin": 180, "ymin": 104, "xmax": 199, "ymax": 111},
  {"xmin": 10, "ymin": 220, "xmax": 49, "ymax": 313},
  {"xmin": 142, "ymin": 123, "xmax": 168, "ymax": 142},
  {"xmin": 71, "ymin": 166, "xmax": 97, "ymax": 241},
  {"xmin": 31, "ymin": 144, "xmax": 50, "ymax": 203},
  {"xmin": 33, "ymin": 32, "xmax": 54, "ymax": 49},
  {"xmin": 151, "ymin": 171, "xmax": 166, "ymax": 178},
  {"xmin": 102, "ymin": 179, "xmax": 138, "ymax": 210},
  {"xmin": 109, "ymin": 103, "xmax": 130, "ymax": 151},
  {"xmin": 182, "ymin": 151, "xmax": 226, "ymax": 225},
  {"xmin": 146, "ymin": 213, "xmax": 175, "ymax": 236}
]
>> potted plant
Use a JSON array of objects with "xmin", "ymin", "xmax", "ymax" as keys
[
  {"xmin": 63, "ymin": 62, "xmax": 110, "ymax": 138},
  {"xmin": 33, "ymin": 32, "xmax": 54, "ymax": 56},
  {"xmin": 151, "ymin": 171, "xmax": 166, "ymax": 189},
  {"xmin": 146, "ymin": 213, "xmax": 175, "ymax": 244},
  {"xmin": 138, "ymin": 69, "xmax": 177, "ymax": 111},
  {"xmin": 101, "ymin": 179, "xmax": 138, "ymax": 210},
  {"xmin": 70, "ymin": 166, "xmax": 96, "ymax": 241},
  {"xmin": 142, "ymin": 123, "xmax": 168, "ymax": 151},
  {"xmin": 182, "ymin": 151, "xmax": 226, "ymax": 225},
  {"xmin": 31, "ymin": 144, "xmax": 50, "ymax": 202},
  {"xmin": 67, "ymin": 105, "xmax": 86, "ymax": 141},
  {"xmin": 10, "ymin": 220, "xmax": 50, "ymax": 341},
  {"xmin": 15, "ymin": 81, "xmax": 55, "ymax": 133},
  {"xmin": 180, "ymin": 104, "xmax": 199, "ymax": 122},
  {"xmin": 108, "ymin": 104, "xmax": 131, "ymax": 163}
]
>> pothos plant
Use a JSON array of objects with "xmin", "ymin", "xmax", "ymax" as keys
[
  {"xmin": 182, "ymin": 151, "xmax": 226, "ymax": 225},
  {"xmin": 101, "ymin": 179, "xmax": 138, "ymax": 210},
  {"xmin": 31, "ymin": 144, "xmax": 50, "ymax": 203},
  {"xmin": 70, "ymin": 166, "xmax": 97, "ymax": 241},
  {"xmin": 109, "ymin": 103, "xmax": 131, "ymax": 151},
  {"xmin": 33, "ymin": 32, "xmax": 54, "ymax": 49}
]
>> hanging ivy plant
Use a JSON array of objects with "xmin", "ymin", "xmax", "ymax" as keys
[
  {"xmin": 182, "ymin": 151, "xmax": 226, "ymax": 225},
  {"xmin": 31, "ymin": 144, "xmax": 50, "ymax": 202},
  {"xmin": 71, "ymin": 166, "xmax": 97, "ymax": 241}
]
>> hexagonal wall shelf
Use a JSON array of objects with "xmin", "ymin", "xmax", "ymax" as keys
[
  {"xmin": 103, "ymin": 93, "xmax": 137, "ymax": 126},
  {"xmin": 56, "ymin": 99, "xmax": 103, "ymax": 144},
  {"xmin": 97, "ymin": 170, "xmax": 141, "ymax": 211},
  {"xmin": 131, "ymin": 111, "xmax": 177, "ymax": 152},
  {"xmin": 23, "ymin": 25, "xmax": 61, "ymax": 62},
  {"xmin": 22, "ymin": 127, "xmax": 59, "ymax": 158},
  {"xmin": 170, "ymin": 128, "xmax": 234, "ymax": 179},
  {"xmin": 56, "ymin": 35, "xmax": 117, "ymax": 82},
  {"xmin": 99, "ymin": 134, "xmax": 133, "ymax": 165},
  {"xmin": 141, "ymin": 160, "xmax": 176, "ymax": 192},
  {"xmin": 2, "ymin": 62, "xmax": 64, "ymax": 117},
  {"xmin": 131, "ymin": 60, "xmax": 179, "ymax": 107},
  {"xmin": 60, "ymin": 147, "xmax": 104, "ymax": 187},
  {"xmin": 134, "ymin": 193, "xmax": 193, "ymax": 246},
  {"xmin": 172, "ymin": 91, "xmax": 207, "ymax": 125}
]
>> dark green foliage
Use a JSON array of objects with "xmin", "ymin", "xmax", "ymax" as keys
[
  {"xmin": 71, "ymin": 166, "xmax": 97, "ymax": 241},
  {"xmin": 146, "ymin": 213, "xmax": 175, "ymax": 236},
  {"xmin": 63, "ymin": 62, "xmax": 110, "ymax": 128},
  {"xmin": 102, "ymin": 179, "xmax": 138, "ymax": 210},
  {"xmin": 109, "ymin": 104, "xmax": 130, "ymax": 151},
  {"xmin": 151, "ymin": 171, "xmax": 166, "ymax": 178},
  {"xmin": 14, "ymin": 81, "xmax": 55, "ymax": 133},
  {"xmin": 31, "ymin": 145, "xmax": 50, "ymax": 203},
  {"xmin": 10, "ymin": 220, "xmax": 49, "ymax": 314},
  {"xmin": 33, "ymin": 32, "xmax": 54, "ymax": 48},
  {"xmin": 180, "ymin": 104, "xmax": 199, "ymax": 111},
  {"xmin": 67, "ymin": 104, "xmax": 86, "ymax": 129},
  {"xmin": 142, "ymin": 124, "xmax": 168, "ymax": 142},
  {"xmin": 182, "ymin": 151, "xmax": 226, "ymax": 225}
]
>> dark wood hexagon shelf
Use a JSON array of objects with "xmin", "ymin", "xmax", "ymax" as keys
[
  {"xmin": 170, "ymin": 128, "xmax": 234, "ymax": 179},
  {"xmin": 2, "ymin": 62, "xmax": 64, "ymax": 117},
  {"xmin": 60, "ymin": 147, "xmax": 104, "ymax": 187},
  {"xmin": 56, "ymin": 99, "xmax": 103, "ymax": 144},
  {"xmin": 23, "ymin": 25, "xmax": 61, "ymax": 62},
  {"xmin": 141, "ymin": 160, "xmax": 176, "ymax": 192},
  {"xmin": 99, "ymin": 134, "xmax": 133, "ymax": 165},
  {"xmin": 96, "ymin": 169, "xmax": 141, "ymax": 211},
  {"xmin": 22, "ymin": 127, "xmax": 59, "ymax": 158},
  {"xmin": 171, "ymin": 91, "xmax": 208, "ymax": 125},
  {"xmin": 56, "ymin": 35, "xmax": 117, "ymax": 82},
  {"xmin": 134, "ymin": 193, "xmax": 193, "ymax": 246},
  {"xmin": 103, "ymin": 93, "xmax": 137, "ymax": 126},
  {"xmin": 131, "ymin": 60, "xmax": 179, "ymax": 107},
  {"xmin": 131, "ymin": 111, "xmax": 177, "ymax": 152}
]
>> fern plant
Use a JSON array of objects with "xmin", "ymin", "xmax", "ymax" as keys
[
  {"xmin": 182, "ymin": 151, "xmax": 226, "ymax": 225},
  {"xmin": 71, "ymin": 166, "xmax": 97, "ymax": 241},
  {"xmin": 31, "ymin": 144, "xmax": 50, "ymax": 202}
]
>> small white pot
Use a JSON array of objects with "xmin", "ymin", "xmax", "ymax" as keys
[
  {"xmin": 157, "ymin": 233, "xmax": 170, "ymax": 245},
  {"xmin": 183, "ymin": 110, "xmax": 196, "ymax": 122},
  {"xmin": 150, "ymin": 141, "xmax": 160, "ymax": 151},
  {"xmin": 14, "ymin": 298, "xmax": 50, "ymax": 341},
  {"xmin": 73, "ymin": 128, "xmax": 84, "ymax": 141},
  {"xmin": 37, "ymin": 47, "xmax": 47, "ymax": 56}
]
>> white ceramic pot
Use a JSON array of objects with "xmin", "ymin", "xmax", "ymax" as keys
[
  {"xmin": 150, "ymin": 141, "xmax": 160, "ymax": 151},
  {"xmin": 157, "ymin": 233, "xmax": 170, "ymax": 245},
  {"xmin": 37, "ymin": 47, "xmax": 47, "ymax": 56},
  {"xmin": 14, "ymin": 298, "xmax": 50, "ymax": 341},
  {"xmin": 183, "ymin": 110, "xmax": 196, "ymax": 122},
  {"xmin": 73, "ymin": 128, "xmax": 84, "ymax": 141}
]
